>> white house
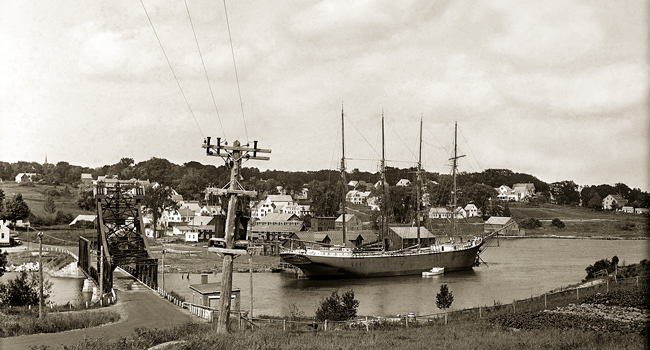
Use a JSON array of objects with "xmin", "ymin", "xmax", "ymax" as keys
[
  {"xmin": 15, "ymin": 173, "xmax": 38, "ymax": 183},
  {"xmin": 346, "ymin": 190, "xmax": 372, "ymax": 205},
  {"xmin": 602, "ymin": 194, "xmax": 627, "ymax": 210},
  {"xmin": 496, "ymin": 185, "xmax": 513, "ymax": 201},
  {"xmin": 634, "ymin": 208, "xmax": 650, "ymax": 215},
  {"xmin": 429, "ymin": 207, "xmax": 451, "ymax": 219},
  {"xmin": 455, "ymin": 207, "xmax": 467, "ymax": 219},
  {"xmin": 464, "ymin": 203, "xmax": 479, "ymax": 218},
  {"xmin": 621, "ymin": 206, "xmax": 634, "ymax": 213},
  {"xmin": 512, "ymin": 183, "xmax": 536, "ymax": 201},
  {"xmin": 0, "ymin": 220, "xmax": 10, "ymax": 246}
]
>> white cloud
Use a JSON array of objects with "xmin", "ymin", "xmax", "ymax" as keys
[{"xmin": 487, "ymin": 0, "xmax": 605, "ymax": 65}]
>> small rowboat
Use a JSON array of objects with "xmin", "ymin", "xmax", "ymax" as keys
[{"xmin": 422, "ymin": 267, "xmax": 444, "ymax": 277}]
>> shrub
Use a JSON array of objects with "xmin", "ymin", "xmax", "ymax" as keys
[
  {"xmin": 315, "ymin": 290, "xmax": 359, "ymax": 322},
  {"xmin": 550, "ymin": 218, "xmax": 565, "ymax": 229},
  {"xmin": 519, "ymin": 217, "xmax": 542, "ymax": 229},
  {"xmin": 0, "ymin": 271, "xmax": 52, "ymax": 307}
]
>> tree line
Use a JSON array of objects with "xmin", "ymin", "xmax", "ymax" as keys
[{"xmin": 1, "ymin": 159, "xmax": 648, "ymax": 224}]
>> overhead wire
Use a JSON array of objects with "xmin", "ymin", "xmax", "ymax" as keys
[
  {"xmin": 184, "ymin": 0, "xmax": 226, "ymax": 139},
  {"xmin": 223, "ymin": 0, "xmax": 249, "ymax": 142},
  {"xmin": 140, "ymin": 0, "xmax": 205, "ymax": 140},
  {"xmin": 458, "ymin": 125, "xmax": 484, "ymax": 171}
]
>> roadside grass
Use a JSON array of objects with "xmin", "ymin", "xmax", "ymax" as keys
[
  {"xmin": 30, "ymin": 317, "xmax": 646, "ymax": 350},
  {"xmin": 0, "ymin": 307, "xmax": 120, "ymax": 337}
]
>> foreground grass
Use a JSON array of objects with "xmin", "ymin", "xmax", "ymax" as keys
[
  {"xmin": 0, "ymin": 307, "xmax": 120, "ymax": 337},
  {"xmin": 31, "ymin": 319, "xmax": 647, "ymax": 350}
]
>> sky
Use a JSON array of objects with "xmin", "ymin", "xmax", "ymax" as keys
[{"xmin": 1, "ymin": 1, "xmax": 648, "ymax": 190}]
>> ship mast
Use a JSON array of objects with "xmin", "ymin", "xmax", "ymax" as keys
[
  {"xmin": 450, "ymin": 121, "xmax": 465, "ymax": 237},
  {"xmin": 341, "ymin": 104, "xmax": 346, "ymax": 245}
]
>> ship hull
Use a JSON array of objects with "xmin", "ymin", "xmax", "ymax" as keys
[{"xmin": 280, "ymin": 243, "xmax": 482, "ymax": 279}]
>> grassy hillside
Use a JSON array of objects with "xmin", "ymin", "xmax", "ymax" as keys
[
  {"xmin": 509, "ymin": 203, "xmax": 649, "ymax": 238},
  {"xmin": 1, "ymin": 182, "xmax": 92, "ymax": 219}
]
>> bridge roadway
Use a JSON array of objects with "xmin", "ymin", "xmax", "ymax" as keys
[{"xmin": 1, "ymin": 268, "xmax": 195, "ymax": 350}]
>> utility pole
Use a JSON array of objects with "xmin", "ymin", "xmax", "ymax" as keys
[
  {"xmin": 341, "ymin": 105, "xmax": 346, "ymax": 245},
  {"xmin": 38, "ymin": 231, "xmax": 43, "ymax": 318},
  {"xmin": 416, "ymin": 115, "xmax": 423, "ymax": 249},
  {"xmin": 99, "ymin": 244, "xmax": 104, "ymax": 305},
  {"xmin": 203, "ymin": 137, "xmax": 270, "ymax": 334}
]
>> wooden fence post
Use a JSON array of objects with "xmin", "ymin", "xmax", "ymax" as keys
[
  {"xmin": 405, "ymin": 316, "xmax": 408, "ymax": 328},
  {"xmin": 283, "ymin": 319, "xmax": 286, "ymax": 331},
  {"xmin": 513, "ymin": 300, "xmax": 516, "ymax": 314},
  {"xmin": 366, "ymin": 317, "xmax": 369, "ymax": 332},
  {"xmin": 324, "ymin": 320, "xmax": 328, "ymax": 331},
  {"xmin": 479, "ymin": 306, "xmax": 482, "ymax": 319},
  {"xmin": 576, "ymin": 287, "xmax": 579, "ymax": 300},
  {"xmin": 606, "ymin": 278, "xmax": 609, "ymax": 293},
  {"xmin": 544, "ymin": 294, "xmax": 547, "ymax": 310}
]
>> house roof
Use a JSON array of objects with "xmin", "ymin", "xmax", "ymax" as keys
[
  {"xmin": 178, "ymin": 208, "xmax": 195, "ymax": 216},
  {"xmin": 81, "ymin": 173, "xmax": 93, "ymax": 180},
  {"xmin": 429, "ymin": 207, "xmax": 449, "ymax": 214},
  {"xmin": 69, "ymin": 215, "xmax": 97, "ymax": 226},
  {"xmin": 607, "ymin": 194, "xmax": 627, "ymax": 203},
  {"xmin": 389, "ymin": 227, "xmax": 434, "ymax": 239},
  {"xmin": 267, "ymin": 195, "xmax": 293, "ymax": 203},
  {"xmin": 335, "ymin": 214, "xmax": 358, "ymax": 223},
  {"xmin": 188, "ymin": 216, "xmax": 213, "ymax": 226},
  {"xmin": 189, "ymin": 282, "xmax": 240, "ymax": 294},
  {"xmin": 250, "ymin": 224, "xmax": 304, "ymax": 233},
  {"xmin": 257, "ymin": 212, "xmax": 301, "ymax": 222},
  {"xmin": 396, "ymin": 179, "xmax": 410, "ymax": 186},
  {"xmin": 485, "ymin": 216, "xmax": 513, "ymax": 225},
  {"xmin": 464, "ymin": 203, "xmax": 478, "ymax": 210}
]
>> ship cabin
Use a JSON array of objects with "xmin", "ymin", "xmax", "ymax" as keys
[{"xmin": 386, "ymin": 227, "xmax": 435, "ymax": 250}]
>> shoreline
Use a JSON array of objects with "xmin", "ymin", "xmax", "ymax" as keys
[{"xmin": 497, "ymin": 235, "xmax": 650, "ymax": 240}]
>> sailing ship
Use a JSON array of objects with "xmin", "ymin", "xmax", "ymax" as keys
[{"xmin": 280, "ymin": 111, "xmax": 500, "ymax": 279}]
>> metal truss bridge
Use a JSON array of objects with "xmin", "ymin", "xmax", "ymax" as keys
[{"xmin": 78, "ymin": 180, "xmax": 158, "ymax": 295}]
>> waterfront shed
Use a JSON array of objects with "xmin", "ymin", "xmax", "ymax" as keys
[
  {"xmin": 484, "ymin": 217, "xmax": 520, "ymax": 235},
  {"xmin": 189, "ymin": 276, "xmax": 241, "ymax": 309}
]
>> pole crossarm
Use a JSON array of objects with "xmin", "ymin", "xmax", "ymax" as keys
[{"xmin": 203, "ymin": 137, "xmax": 271, "ymax": 161}]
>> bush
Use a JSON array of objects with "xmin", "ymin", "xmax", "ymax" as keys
[
  {"xmin": 315, "ymin": 290, "xmax": 359, "ymax": 322},
  {"xmin": 519, "ymin": 217, "xmax": 542, "ymax": 229},
  {"xmin": 550, "ymin": 218, "xmax": 565, "ymax": 229},
  {"xmin": 0, "ymin": 271, "xmax": 51, "ymax": 307}
]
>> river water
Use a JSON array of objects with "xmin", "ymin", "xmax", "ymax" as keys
[{"xmin": 2, "ymin": 238, "xmax": 648, "ymax": 317}]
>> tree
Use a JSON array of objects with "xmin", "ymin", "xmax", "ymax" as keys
[
  {"xmin": 0, "ymin": 271, "xmax": 51, "ymax": 307},
  {"xmin": 462, "ymin": 183, "xmax": 497, "ymax": 214},
  {"xmin": 43, "ymin": 196, "xmax": 56, "ymax": 214},
  {"xmin": 587, "ymin": 193, "xmax": 602, "ymax": 211},
  {"xmin": 141, "ymin": 185, "xmax": 179, "ymax": 238},
  {"xmin": 314, "ymin": 290, "xmax": 359, "ymax": 322},
  {"xmin": 0, "ymin": 189, "xmax": 5, "ymax": 213},
  {"xmin": 2, "ymin": 193, "xmax": 31, "ymax": 225},
  {"xmin": 76, "ymin": 183, "xmax": 96, "ymax": 211},
  {"xmin": 0, "ymin": 249, "xmax": 7, "ymax": 277},
  {"xmin": 308, "ymin": 180, "xmax": 343, "ymax": 217},
  {"xmin": 436, "ymin": 284, "xmax": 454, "ymax": 324}
]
